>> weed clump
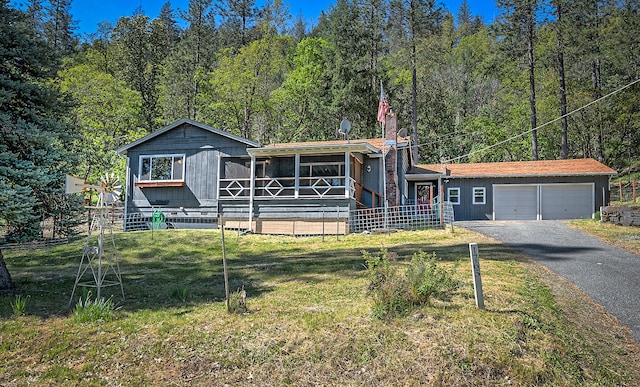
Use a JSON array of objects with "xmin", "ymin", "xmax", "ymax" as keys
[
  {"xmin": 227, "ymin": 287, "xmax": 247, "ymax": 314},
  {"xmin": 364, "ymin": 249, "xmax": 460, "ymax": 319},
  {"xmin": 72, "ymin": 292, "xmax": 117, "ymax": 323},
  {"xmin": 10, "ymin": 294, "xmax": 28, "ymax": 317},
  {"xmin": 170, "ymin": 285, "xmax": 191, "ymax": 302}
]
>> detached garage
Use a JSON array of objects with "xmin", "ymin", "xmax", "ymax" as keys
[{"xmin": 409, "ymin": 159, "xmax": 617, "ymax": 221}]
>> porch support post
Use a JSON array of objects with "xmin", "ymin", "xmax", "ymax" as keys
[
  {"xmin": 123, "ymin": 156, "xmax": 130, "ymax": 232},
  {"xmin": 344, "ymin": 151, "xmax": 351, "ymax": 199},
  {"xmin": 248, "ymin": 154, "xmax": 256, "ymax": 232},
  {"xmin": 294, "ymin": 153, "xmax": 300, "ymax": 199}
]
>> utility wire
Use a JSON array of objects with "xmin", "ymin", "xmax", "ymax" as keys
[{"xmin": 441, "ymin": 77, "xmax": 640, "ymax": 164}]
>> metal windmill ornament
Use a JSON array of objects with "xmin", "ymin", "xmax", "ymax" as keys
[{"xmin": 65, "ymin": 174, "xmax": 124, "ymax": 305}]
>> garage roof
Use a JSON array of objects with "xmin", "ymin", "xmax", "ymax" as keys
[{"xmin": 410, "ymin": 158, "xmax": 617, "ymax": 178}]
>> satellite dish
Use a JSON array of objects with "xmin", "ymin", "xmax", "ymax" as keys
[
  {"xmin": 339, "ymin": 119, "xmax": 351, "ymax": 136},
  {"xmin": 397, "ymin": 127, "xmax": 408, "ymax": 138}
]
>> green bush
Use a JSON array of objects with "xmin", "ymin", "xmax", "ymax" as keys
[
  {"xmin": 406, "ymin": 251, "xmax": 460, "ymax": 305},
  {"xmin": 364, "ymin": 249, "xmax": 460, "ymax": 319},
  {"xmin": 72, "ymin": 292, "xmax": 116, "ymax": 323}
]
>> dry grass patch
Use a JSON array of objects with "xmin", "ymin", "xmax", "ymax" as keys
[{"xmin": 1, "ymin": 228, "xmax": 639, "ymax": 385}]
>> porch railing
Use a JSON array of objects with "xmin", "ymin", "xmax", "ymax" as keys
[{"xmin": 219, "ymin": 176, "xmax": 357, "ymax": 200}]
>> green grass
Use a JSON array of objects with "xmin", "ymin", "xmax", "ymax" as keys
[
  {"xmin": 1, "ymin": 228, "xmax": 638, "ymax": 385},
  {"xmin": 571, "ymin": 219, "xmax": 640, "ymax": 255}
]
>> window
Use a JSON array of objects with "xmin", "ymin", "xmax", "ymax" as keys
[
  {"xmin": 300, "ymin": 162, "xmax": 345, "ymax": 185},
  {"xmin": 448, "ymin": 187, "xmax": 460, "ymax": 205},
  {"xmin": 139, "ymin": 154, "xmax": 185, "ymax": 182},
  {"xmin": 473, "ymin": 187, "xmax": 486, "ymax": 205},
  {"xmin": 299, "ymin": 162, "xmax": 345, "ymax": 177}
]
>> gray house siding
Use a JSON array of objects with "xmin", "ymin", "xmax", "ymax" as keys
[
  {"xmin": 123, "ymin": 123, "xmax": 254, "ymax": 228},
  {"xmin": 443, "ymin": 175, "xmax": 611, "ymax": 220}
]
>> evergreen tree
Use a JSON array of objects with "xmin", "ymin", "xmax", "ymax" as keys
[
  {"xmin": 388, "ymin": 0, "xmax": 442, "ymax": 162},
  {"xmin": 42, "ymin": 0, "xmax": 78, "ymax": 57},
  {"xmin": 0, "ymin": 0, "xmax": 78, "ymax": 287},
  {"xmin": 112, "ymin": 10, "xmax": 163, "ymax": 131},
  {"xmin": 216, "ymin": 0, "xmax": 258, "ymax": 49},
  {"xmin": 496, "ymin": 0, "xmax": 541, "ymax": 160},
  {"xmin": 162, "ymin": 0, "xmax": 216, "ymax": 121}
]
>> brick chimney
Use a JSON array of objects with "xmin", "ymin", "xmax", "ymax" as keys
[{"xmin": 384, "ymin": 111, "xmax": 399, "ymax": 206}]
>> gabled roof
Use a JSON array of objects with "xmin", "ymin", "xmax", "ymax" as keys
[
  {"xmin": 116, "ymin": 118, "xmax": 261, "ymax": 154},
  {"xmin": 408, "ymin": 158, "xmax": 617, "ymax": 179},
  {"xmin": 248, "ymin": 137, "xmax": 410, "ymax": 156}
]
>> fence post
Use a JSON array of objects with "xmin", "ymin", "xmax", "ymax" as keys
[
  {"xmin": 322, "ymin": 208, "xmax": 325, "ymax": 242},
  {"xmin": 468, "ymin": 243, "xmax": 485, "ymax": 310},
  {"xmin": 619, "ymin": 181, "xmax": 623, "ymax": 202},
  {"xmin": 336, "ymin": 205, "xmax": 339, "ymax": 241},
  {"xmin": 219, "ymin": 214, "xmax": 230, "ymax": 312}
]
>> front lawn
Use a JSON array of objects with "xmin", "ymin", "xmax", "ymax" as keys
[{"xmin": 1, "ymin": 228, "xmax": 638, "ymax": 385}]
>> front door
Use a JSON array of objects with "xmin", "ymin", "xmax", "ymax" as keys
[{"xmin": 415, "ymin": 183, "xmax": 433, "ymax": 214}]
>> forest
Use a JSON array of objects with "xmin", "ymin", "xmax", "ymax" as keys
[{"xmin": 1, "ymin": 0, "xmax": 639, "ymax": 241}]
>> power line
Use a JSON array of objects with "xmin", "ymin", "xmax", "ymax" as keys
[{"xmin": 441, "ymin": 77, "xmax": 640, "ymax": 164}]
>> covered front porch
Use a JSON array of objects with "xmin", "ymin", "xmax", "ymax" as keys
[
  {"xmin": 218, "ymin": 141, "xmax": 386, "ymax": 206},
  {"xmin": 217, "ymin": 140, "xmax": 386, "ymax": 234}
]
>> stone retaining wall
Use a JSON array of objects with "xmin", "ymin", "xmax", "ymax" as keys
[{"xmin": 600, "ymin": 206, "xmax": 640, "ymax": 226}]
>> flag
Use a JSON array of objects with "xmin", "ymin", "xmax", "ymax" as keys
[{"xmin": 377, "ymin": 84, "xmax": 389, "ymax": 123}]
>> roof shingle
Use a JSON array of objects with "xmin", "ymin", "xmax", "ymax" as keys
[{"xmin": 410, "ymin": 158, "xmax": 617, "ymax": 177}]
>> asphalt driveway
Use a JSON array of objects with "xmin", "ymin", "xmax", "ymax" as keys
[{"xmin": 458, "ymin": 220, "xmax": 640, "ymax": 342}]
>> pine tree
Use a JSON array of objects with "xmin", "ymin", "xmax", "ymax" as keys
[
  {"xmin": 42, "ymin": 0, "xmax": 78, "ymax": 57},
  {"xmin": 1, "ymin": 0, "xmax": 78, "ymax": 288}
]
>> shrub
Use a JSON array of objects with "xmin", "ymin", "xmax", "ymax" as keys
[
  {"xmin": 405, "ymin": 251, "xmax": 460, "ymax": 306},
  {"xmin": 364, "ymin": 249, "xmax": 460, "ymax": 319},
  {"xmin": 73, "ymin": 292, "xmax": 116, "ymax": 323},
  {"xmin": 10, "ymin": 295, "xmax": 28, "ymax": 317}
]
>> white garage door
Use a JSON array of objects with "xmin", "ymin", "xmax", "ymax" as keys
[
  {"xmin": 493, "ymin": 185, "xmax": 538, "ymax": 220},
  {"xmin": 541, "ymin": 184, "xmax": 593, "ymax": 220}
]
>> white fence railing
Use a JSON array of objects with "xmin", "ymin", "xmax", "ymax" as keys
[{"xmin": 219, "ymin": 176, "xmax": 356, "ymax": 199}]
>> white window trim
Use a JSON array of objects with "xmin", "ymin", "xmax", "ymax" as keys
[
  {"xmin": 447, "ymin": 187, "xmax": 460, "ymax": 205},
  {"xmin": 473, "ymin": 187, "xmax": 486, "ymax": 205},
  {"xmin": 138, "ymin": 154, "xmax": 186, "ymax": 182}
]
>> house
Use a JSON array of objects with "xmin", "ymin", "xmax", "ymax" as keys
[
  {"xmin": 116, "ymin": 117, "xmax": 616, "ymax": 233},
  {"xmin": 116, "ymin": 116, "xmax": 413, "ymax": 234},
  {"xmin": 406, "ymin": 159, "xmax": 617, "ymax": 220}
]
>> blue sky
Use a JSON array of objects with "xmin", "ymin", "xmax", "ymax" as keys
[{"xmin": 65, "ymin": 0, "xmax": 497, "ymax": 37}]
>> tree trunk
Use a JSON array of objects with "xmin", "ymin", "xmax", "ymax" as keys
[
  {"xmin": 0, "ymin": 250, "xmax": 16, "ymax": 290},
  {"xmin": 556, "ymin": 0, "xmax": 568, "ymax": 159},
  {"xmin": 527, "ymin": 0, "xmax": 538, "ymax": 161},
  {"xmin": 410, "ymin": 1, "xmax": 419, "ymax": 165}
]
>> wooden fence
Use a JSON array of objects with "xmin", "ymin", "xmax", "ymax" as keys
[{"xmin": 610, "ymin": 180, "xmax": 639, "ymax": 204}]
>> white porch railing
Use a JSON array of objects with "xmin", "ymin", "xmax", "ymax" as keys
[{"xmin": 219, "ymin": 177, "xmax": 356, "ymax": 199}]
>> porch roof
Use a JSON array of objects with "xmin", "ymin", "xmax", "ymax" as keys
[
  {"xmin": 247, "ymin": 137, "xmax": 409, "ymax": 157},
  {"xmin": 408, "ymin": 158, "xmax": 617, "ymax": 179}
]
